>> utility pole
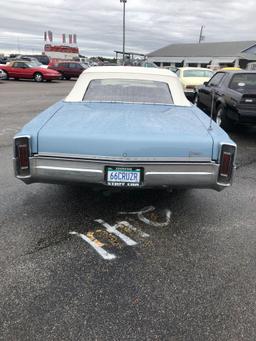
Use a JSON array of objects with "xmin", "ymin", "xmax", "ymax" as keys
[
  {"xmin": 120, "ymin": 0, "xmax": 127, "ymax": 65},
  {"xmin": 198, "ymin": 25, "xmax": 205, "ymax": 44}
]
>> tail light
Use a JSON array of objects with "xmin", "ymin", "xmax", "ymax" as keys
[
  {"xmin": 185, "ymin": 85, "xmax": 195, "ymax": 90},
  {"xmin": 218, "ymin": 144, "xmax": 236, "ymax": 184},
  {"xmin": 14, "ymin": 136, "xmax": 31, "ymax": 176}
]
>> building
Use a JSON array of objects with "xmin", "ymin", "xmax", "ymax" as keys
[
  {"xmin": 147, "ymin": 41, "xmax": 256, "ymax": 69},
  {"xmin": 44, "ymin": 44, "xmax": 79, "ymax": 60},
  {"xmin": 43, "ymin": 31, "xmax": 79, "ymax": 60}
]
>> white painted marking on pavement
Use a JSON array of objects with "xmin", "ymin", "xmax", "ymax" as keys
[
  {"xmin": 116, "ymin": 221, "xmax": 150, "ymax": 238},
  {"xmin": 138, "ymin": 209, "xmax": 171, "ymax": 227},
  {"xmin": 95, "ymin": 219, "xmax": 137, "ymax": 246},
  {"xmin": 118, "ymin": 206, "xmax": 172, "ymax": 227},
  {"xmin": 69, "ymin": 231, "xmax": 116, "ymax": 260},
  {"xmin": 119, "ymin": 206, "xmax": 155, "ymax": 215}
]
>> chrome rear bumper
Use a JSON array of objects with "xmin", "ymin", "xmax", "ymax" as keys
[{"xmin": 14, "ymin": 155, "xmax": 234, "ymax": 191}]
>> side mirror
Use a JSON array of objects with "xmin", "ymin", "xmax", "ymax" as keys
[{"xmin": 203, "ymin": 81, "xmax": 209, "ymax": 86}]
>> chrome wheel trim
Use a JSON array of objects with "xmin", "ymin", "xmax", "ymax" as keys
[{"xmin": 34, "ymin": 73, "xmax": 42, "ymax": 82}]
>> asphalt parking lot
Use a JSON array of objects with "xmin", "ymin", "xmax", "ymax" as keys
[{"xmin": 1, "ymin": 79, "xmax": 256, "ymax": 341}]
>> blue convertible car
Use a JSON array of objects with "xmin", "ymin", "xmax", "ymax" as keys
[{"xmin": 14, "ymin": 67, "xmax": 236, "ymax": 191}]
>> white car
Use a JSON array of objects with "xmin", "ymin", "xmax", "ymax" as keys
[
  {"xmin": 0, "ymin": 69, "xmax": 7, "ymax": 80},
  {"xmin": 176, "ymin": 67, "xmax": 214, "ymax": 101}
]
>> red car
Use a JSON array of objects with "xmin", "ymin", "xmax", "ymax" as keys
[
  {"xmin": 0, "ymin": 61, "xmax": 61, "ymax": 82},
  {"xmin": 48, "ymin": 61, "xmax": 87, "ymax": 80}
]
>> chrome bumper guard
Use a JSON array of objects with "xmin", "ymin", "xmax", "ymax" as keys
[{"xmin": 14, "ymin": 155, "xmax": 234, "ymax": 191}]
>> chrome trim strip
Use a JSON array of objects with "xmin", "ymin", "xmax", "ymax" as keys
[
  {"xmin": 216, "ymin": 181, "xmax": 231, "ymax": 187},
  {"xmin": 36, "ymin": 166, "xmax": 103, "ymax": 173},
  {"xmin": 36, "ymin": 152, "xmax": 211, "ymax": 163},
  {"xmin": 16, "ymin": 175, "xmax": 32, "ymax": 179},
  {"xmin": 146, "ymin": 171, "xmax": 214, "ymax": 175},
  {"xmin": 16, "ymin": 155, "xmax": 235, "ymax": 191}
]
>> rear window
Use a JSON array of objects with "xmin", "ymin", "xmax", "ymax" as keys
[
  {"xmin": 59, "ymin": 63, "xmax": 68, "ymax": 67},
  {"xmin": 183, "ymin": 69, "xmax": 213, "ymax": 78},
  {"xmin": 229, "ymin": 73, "xmax": 256, "ymax": 92},
  {"xmin": 83, "ymin": 79, "xmax": 173, "ymax": 104},
  {"xmin": 69, "ymin": 63, "xmax": 79, "ymax": 68}
]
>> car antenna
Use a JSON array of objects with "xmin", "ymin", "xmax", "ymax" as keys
[{"xmin": 208, "ymin": 88, "xmax": 215, "ymax": 130}]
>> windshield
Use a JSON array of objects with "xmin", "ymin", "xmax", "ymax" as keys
[
  {"xmin": 83, "ymin": 79, "xmax": 173, "ymax": 104},
  {"xmin": 26, "ymin": 61, "xmax": 42, "ymax": 67},
  {"xmin": 183, "ymin": 69, "xmax": 213, "ymax": 78},
  {"xmin": 229, "ymin": 73, "xmax": 256, "ymax": 92}
]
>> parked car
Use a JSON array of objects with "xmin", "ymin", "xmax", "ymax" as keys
[
  {"xmin": 220, "ymin": 67, "xmax": 241, "ymax": 71},
  {"xmin": 48, "ymin": 61, "xmax": 87, "ymax": 79},
  {"xmin": 13, "ymin": 67, "xmax": 236, "ymax": 191},
  {"xmin": 140, "ymin": 61, "xmax": 158, "ymax": 68},
  {"xmin": 11, "ymin": 56, "xmax": 47, "ymax": 69},
  {"xmin": 8, "ymin": 57, "xmax": 48, "ymax": 69},
  {"xmin": 0, "ymin": 69, "xmax": 7, "ymax": 80},
  {"xmin": 22, "ymin": 55, "xmax": 50, "ymax": 65},
  {"xmin": 176, "ymin": 67, "xmax": 214, "ymax": 102},
  {"xmin": 0, "ymin": 61, "xmax": 61, "ymax": 82},
  {"xmin": 8, "ymin": 54, "xmax": 50, "ymax": 66},
  {"xmin": 169, "ymin": 66, "xmax": 178, "ymax": 73},
  {"xmin": 195, "ymin": 70, "xmax": 256, "ymax": 130},
  {"xmin": 0, "ymin": 56, "xmax": 7, "ymax": 64}
]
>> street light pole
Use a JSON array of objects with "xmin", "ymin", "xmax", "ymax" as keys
[{"xmin": 120, "ymin": 0, "xmax": 127, "ymax": 65}]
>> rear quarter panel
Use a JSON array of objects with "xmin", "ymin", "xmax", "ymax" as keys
[
  {"xmin": 192, "ymin": 106, "xmax": 236, "ymax": 160},
  {"xmin": 14, "ymin": 101, "xmax": 64, "ymax": 153}
]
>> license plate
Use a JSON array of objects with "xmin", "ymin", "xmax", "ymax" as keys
[{"xmin": 106, "ymin": 167, "xmax": 143, "ymax": 187}]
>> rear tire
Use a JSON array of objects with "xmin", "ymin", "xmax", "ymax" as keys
[
  {"xmin": 216, "ymin": 105, "xmax": 235, "ymax": 131},
  {"xmin": 34, "ymin": 72, "xmax": 43, "ymax": 82}
]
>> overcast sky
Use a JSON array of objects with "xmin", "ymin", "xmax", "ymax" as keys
[{"xmin": 0, "ymin": 0, "xmax": 256, "ymax": 57}]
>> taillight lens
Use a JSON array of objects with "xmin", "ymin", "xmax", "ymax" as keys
[
  {"xmin": 18, "ymin": 144, "xmax": 29, "ymax": 169},
  {"xmin": 14, "ymin": 137, "xmax": 31, "ymax": 176},
  {"xmin": 218, "ymin": 144, "xmax": 236, "ymax": 184}
]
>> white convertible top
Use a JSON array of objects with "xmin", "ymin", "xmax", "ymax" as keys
[
  {"xmin": 84, "ymin": 66, "xmax": 178, "ymax": 76},
  {"xmin": 65, "ymin": 66, "xmax": 191, "ymax": 106}
]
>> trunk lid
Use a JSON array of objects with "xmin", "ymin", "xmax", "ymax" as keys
[{"xmin": 37, "ymin": 102, "xmax": 213, "ymax": 159}]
